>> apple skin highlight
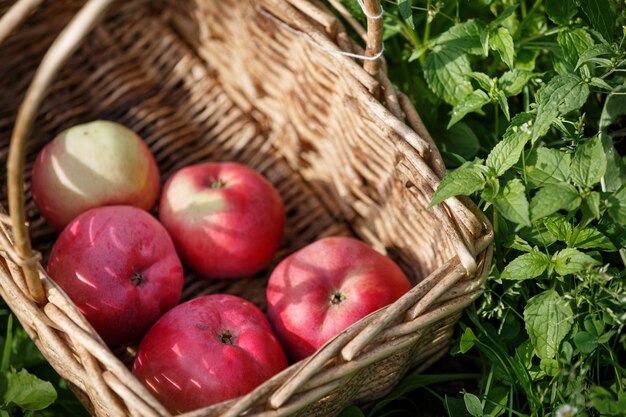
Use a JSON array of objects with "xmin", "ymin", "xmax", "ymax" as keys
[
  {"xmin": 47, "ymin": 206, "xmax": 184, "ymax": 347},
  {"xmin": 159, "ymin": 162, "xmax": 285, "ymax": 279},
  {"xmin": 132, "ymin": 294, "xmax": 288, "ymax": 414},
  {"xmin": 266, "ymin": 236, "xmax": 413, "ymax": 361},
  {"xmin": 31, "ymin": 120, "xmax": 160, "ymax": 231}
]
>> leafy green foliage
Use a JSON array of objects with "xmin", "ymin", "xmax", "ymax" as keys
[
  {"xmin": 571, "ymin": 137, "xmax": 607, "ymax": 188},
  {"xmin": 578, "ymin": 0, "xmax": 617, "ymax": 42},
  {"xmin": 532, "ymin": 74, "xmax": 590, "ymax": 142},
  {"xmin": 0, "ymin": 308, "xmax": 88, "ymax": 416},
  {"xmin": 524, "ymin": 290, "xmax": 574, "ymax": 360},
  {"xmin": 429, "ymin": 160, "xmax": 486, "ymax": 206},
  {"xmin": 424, "ymin": 47, "xmax": 473, "ymax": 106},
  {"xmin": 2, "ymin": 370, "xmax": 57, "ymax": 411},
  {"xmin": 500, "ymin": 250, "xmax": 550, "ymax": 280},
  {"xmin": 340, "ymin": 0, "xmax": 626, "ymax": 416}
]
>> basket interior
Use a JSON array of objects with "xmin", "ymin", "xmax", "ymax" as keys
[{"xmin": 0, "ymin": 0, "xmax": 466, "ymax": 318}]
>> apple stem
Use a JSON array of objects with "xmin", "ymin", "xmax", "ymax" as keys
[
  {"xmin": 329, "ymin": 290, "xmax": 346, "ymax": 305},
  {"xmin": 130, "ymin": 271, "xmax": 145, "ymax": 287},
  {"xmin": 210, "ymin": 179, "xmax": 227, "ymax": 189},
  {"xmin": 220, "ymin": 330, "xmax": 234, "ymax": 344}
]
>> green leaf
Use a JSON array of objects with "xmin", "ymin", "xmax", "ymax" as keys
[
  {"xmin": 554, "ymin": 248, "xmax": 601, "ymax": 275},
  {"xmin": 581, "ymin": 191, "xmax": 602, "ymax": 221},
  {"xmin": 571, "ymin": 136, "xmax": 607, "ymax": 188},
  {"xmin": 448, "ymin": 90, "xmax": 490, "ymax": 128},
  {"xmin": 490, "ymin": 27, "xmax": 515, "ymax": 68},
  {"xmin": 584, "ymin": 315, "xmax": 603, "ymax": 336},
  {"xmin": 431, "ymin": 19, "xmax": 486, "ymax": 56},
  {"xmin": 429, "ymin": 161, "xmax": 486, "ymax": 207},
  {"xmin": 493, "ymin": 178, "xmax": 531, "ymax": 227},
  {"xmin": 599, "ymin": 133, "xmax": 626, "ymax": 193},
  {"xmin": 424, "ymin": 47, "xmax": 474, "ymax": 106},
  {"xmin": 487, "ymin": 4, "xmax": 519, "ymax": 30},
  {"xmin": 2, "ymin": 369, "xmax": 57, "ymax": 411},
  {"xmin": 460, "ymin": 327, "xmax": 476, "ymax": 353},
  {"xmin": 557, "ymin": 28, "xmax": 595, "ymax": 70},
  {"xmin": 500, "ymin": 69, "xmax": 534, "ymax": 96},
  {"xmin": 525, "ymin": 147, "xmax": 572, "ymax": 189},
  {"xmin": 571, "ymin": 227, "xmax": 616, "ymax": 250},
  {"xmin": 597, "ymin": 330, "xmax": 616, "ymax": 344},
  {"xmin": 398, "ymin": 0, "xmax": 414, "ymax": 29},
  {"xmin": 486, "ymin": 113, "xmax": 533, "ymax": 176},
  {"xmin": 516, "ymin": 49, "xmax": 540, "ymax": 71},
  {"xmin": 600, "ymin": 85, "xmax": 626, "ymax": 132},
  {"xmin": 545, "ymin": 0, "xmax": 579, "ymax": 25},
  {"xmin": 469, "ymin": 72, "xmax": 494, "ymax": 91},
  {"xmin": 552, "ymin": 46, "xmax": 575, "ymax": 76},
  {"xmin": 495, "ymin": 90, "xmax": 510, "ymax": 121},
  {"xmin": 579, "ymin": 0, "xmax": 617, "ymax": 43},
  {"xmin": 540, "ymin": 358, "xmax": 560, "ymax": 376},
  {"xmin": 532, "ymin": 74, "xmax": 590, "ymax": 142},
  {"xmin": 575, "ymin": 44, "xmax": 614, "ymax": 70},
  {"xmin": 501, "ymin": 251, "xmax": 550, "ymax": 280},
  {"xmin": 573, "ymin": 331, "xmax": 598, "ymax": 353},
  {"xmin": 440, "ymin": 122, "xmax": 480, "ymax": 162},
  {"xmin": 608, "ymin": 185, "xmax": 626, "ymax": 224},
  {"xmin": 589, "ymin": 77, "xmax": 612, "ymax": 91},
  {"xmin": 480, "ymin": 28, "xmax": 490, "ymax": 56},
  {"xmin": 530, "ymin": 183, "xmax": 581, "ymax": 221},
  {"xmin": 464, "ymin": 393, "xmax": 483, "ymax": 417},
  {"xmin": 597, "ymin": 217, "xmax": 626, "ymax": 249},
  {"xmin": 505, "ymin": 235, "xmax": 533, "ymax": 252},
  {"xmin": 544, "ymin": 215, "xmax": 573, "ymax": 242},
  {"xmin": 524, "ymin": 290, "xmax": 574, "ymax": 360},
  {"xmin": 408, "ymin": 47, "xmax": 427, "ymax": 62},
  {"xmin": 521, "ymin": 221, "xmax": 558, "ymax": 246}
]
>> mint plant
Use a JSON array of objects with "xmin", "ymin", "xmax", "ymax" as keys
[{"xmin": 340, "ymin": 0, "xmax": 626, "ymax": 415}]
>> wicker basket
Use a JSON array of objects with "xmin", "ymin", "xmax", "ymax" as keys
[{"xmin": 0, "ymin": 0, "xmax": 493, "ymax": 416}]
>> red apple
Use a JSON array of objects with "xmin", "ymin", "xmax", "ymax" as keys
[
  {"xmin": 159, "ymin": 162, "xmax": 285, "ymax": 279},
  {"xmin": 266, "ymin": 236, "xmax": 413, "ymax": 361},
  {"xmin": 132, "ymin": 294, "xmax": 288, "ymax": 414},
  {"xmin": 31, "ymin": 120, "xmax": 160, "ymax": 231},
  {"xmin": 46, "ymin": 205, "xmax": 184, "ymax": 347}
]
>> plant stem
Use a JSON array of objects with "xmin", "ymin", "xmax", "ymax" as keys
[
  {"xmin": 494, "ymin": 102, "xmax": 500, "ymax": 139},
  {"xmin": 516, "ymin": 27, "xmax": 562, "ymax": 47},
  {"xmin": 420, "ymin": 0, "xmax": 432, "ymax": 65},
  {"xmin": 523, "ymin": 85, "xmax": 530, "ymax": 113},
  {"xmin": 482, "ymin": 366, "xmax": 495, "ymax": 408}
]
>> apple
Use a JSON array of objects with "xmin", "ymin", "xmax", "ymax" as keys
[
  {"xmin": 266, "ymin": 236, "xmax": 413, "ymax": 361},
  {"xmin": 31, "ymin": 120, "xmax": 160, "ymax": 231},
  {"xmin": 159, "ymin": 162, "xmax": 285, "ymax": 279},
  {"xmin": 132, "ymin": 294, "xmax": 288, "ymax": 414},
  {"xmin": 46, "ymin": 205, "xmax": 184, "ymax": 347}
]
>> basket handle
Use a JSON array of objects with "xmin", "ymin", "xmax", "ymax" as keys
[
  {"xmin": 0, "ymin": 0, "xmax": 43, "ymax": 45},
  {"xmin": 5, "ymin": 0, "xmax": 116, "ymax": 304},
  {"xmin": 361, "ymin": 0, "xmax": 383, "ymax": 76}
]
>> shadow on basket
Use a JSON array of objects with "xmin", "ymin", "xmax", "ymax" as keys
[{"xmin": 0, "ymin": 0, "xmax": 493, "ymax": 416}]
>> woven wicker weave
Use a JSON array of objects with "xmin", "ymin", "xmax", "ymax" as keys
[{"xmin": 0, "ymin": 0, "xmax": 493, "ymax": 416}]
